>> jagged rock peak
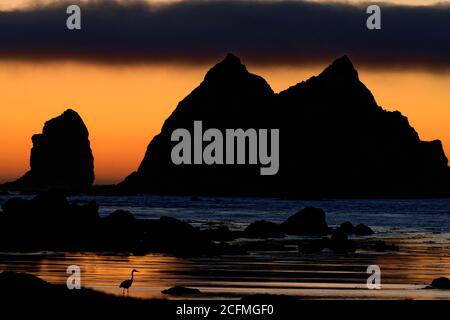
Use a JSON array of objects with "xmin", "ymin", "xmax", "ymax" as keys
[
  {"xmin": 204, "ymin": 53, "xmax": 248, "ymax": 81},
  {"xmin": 319, "ymin": 55, "xmax": 359, "ymax": 82},
  {"xmin": 223, "ymin": 53, "xmax": 242, "ymax": 65}
]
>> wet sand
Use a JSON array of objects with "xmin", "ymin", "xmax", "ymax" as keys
[{"xmin": 1, "ymin": 232, "xmax": 449, "ymax": 300}]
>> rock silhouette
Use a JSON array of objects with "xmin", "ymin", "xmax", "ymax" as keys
[
  {"xmin": 337, "ymin": 221, "xmax": 374, "ymax": 236},
  {"xmin": 280, "ymin": 207, "xmax": 329, "ymax": 236},
  {"xmin": 0, "ymin": 190, "xmax": 98, "ymax": 251},
  {"xmin": 0, "ymin": 271, "xmax": 164, "ymax": 305},
  {"xmin": 161, "ymin": 286, "xmax": 201, "ymax": 295},
  {"xmin": 2, "ymin": 109, "xmax": 94, "ymax": 192},
  {"xmin": 119, "ymin": 54, "xmax": 449, "ymax": 197},
  {"xmin": 0, "ymin": 190, "xmax": 379, "ymax": 257},
  {"xmin": 0, "ymin": 191, "xmax": 221, "ymax": 255},
  {"xmin": 430, "ymin": 277, "xmax": 450, "ymax": 289},
  {"xmin": 121, "ymin": 53, "xmax": 275, "ymax": 195}
]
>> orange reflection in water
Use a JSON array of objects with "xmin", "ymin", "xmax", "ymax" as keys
[{"xmin": 1, "ymin": 233, "xmax": 450, "ymax": 300}]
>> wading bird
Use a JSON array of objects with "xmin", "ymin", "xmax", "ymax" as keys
[{"xmin": 119, "ymin": 269, "xmax": 138, "ymax": 295}]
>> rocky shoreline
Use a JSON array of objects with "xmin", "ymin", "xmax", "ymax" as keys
[{"xmin": 0, "ymin": 191, "xmax": 400, "ymax": 257}]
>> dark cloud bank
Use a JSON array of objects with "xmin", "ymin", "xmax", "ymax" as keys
[{"xmin": 1, "ymin": 0, "xmax": 450, "ymax": 69}]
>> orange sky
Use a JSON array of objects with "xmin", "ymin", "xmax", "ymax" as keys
[{"xmin": 0, "ymin": 61, "xmax": 449, "ymax": 184}]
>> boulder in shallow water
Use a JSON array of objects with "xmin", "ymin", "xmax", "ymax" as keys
[
  {"xmin": 338, "ymin": 221, "xmax": 355, "ymax": 234},
  {"xmin": 281, "ymin": 207, "xmax": 328, "ymax": 235},
  {"xmin": 431, "ymin": 277, "xmax": 450, "ymax": 289},
  {"xmin": 102, "ymin": 210, "xmax": 136, "ymax": 226},
  {"xmin": 337, "ymin": 221, "xmax": 374, "ymax": 235},
  {"xmin": 142, "ymin": 216, "xmax": 220, "ymax": 256},
  {"xmin": 354, "ymin": 224, "xmax": 374, "ymax": 235},
  {"xmin": 161, "ymin": 286, "xmax": 201, "ymax": 295}
]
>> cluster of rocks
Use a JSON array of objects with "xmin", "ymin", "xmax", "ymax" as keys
[
  {"xmin": 0, "ymin": 191, "xmax": 236, "ymax": 256},
  {"xmin": 0, "ymin": 195, "xmax": 390, "ymax": 257},
  {"xmin": 237, "ymin": 207, "xmax": 382, "ymax": 254}
]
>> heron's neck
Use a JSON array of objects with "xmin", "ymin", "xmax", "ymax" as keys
[{"xmin": 131, "ymin": 272, "xmax": 135, "ymax": 280}]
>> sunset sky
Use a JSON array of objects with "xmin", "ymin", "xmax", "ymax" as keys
[{"xmin": 0, "ymin": 0, "xmax": 449, "ymax": 184}]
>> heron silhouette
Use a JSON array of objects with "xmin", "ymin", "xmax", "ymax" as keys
[{"xmin": 119, "ymin": 269, "xmax": 138, "ymax": 295}]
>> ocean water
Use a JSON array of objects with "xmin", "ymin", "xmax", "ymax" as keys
[
  {"xmin": 0, "ymin": 195, "xmax": 450, "ymax": 300},
  {"xmin": 68, "ymin": 195, "xmax": 450, "ymax": 234},
  {"xmin": 1, "ymin": 194, "xmax": 449, "ymax": 232}
]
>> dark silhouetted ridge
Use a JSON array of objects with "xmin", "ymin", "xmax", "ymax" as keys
[
  {"xmin": 318, "ymin": 55, "xmax": 359, "ymax": 82},
  {"xmin": 205, "ymin": 53, "xmax": 247, "ymax": 80},
  {"xmin": 117, "ymin": 53, "xmax": 449, "ymax": 197}
]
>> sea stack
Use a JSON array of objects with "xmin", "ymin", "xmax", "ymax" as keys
[
  {"xmin": 120, "ymin": 54, "xmax": 450, "ymax": 197},
  {"xmin": 2, "ymin": 109, "xmax": 94, "ymax": 193}
]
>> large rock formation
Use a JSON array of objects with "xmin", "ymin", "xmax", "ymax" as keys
[
  {"xmin": 121, "ymin": 53, "xmax": 275, "ymax": 195},
  {"xmin": 119, "ymin": 54, "xmax": 450, "ymax": 197},
  {"xmin": 3, "ymin": 109, "xmax": 94, "ymax": 192}
]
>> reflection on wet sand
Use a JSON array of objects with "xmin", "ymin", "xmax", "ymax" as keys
[{"xmin": 1, "ymin": 233, "xmax": 450, "ymax": 300}]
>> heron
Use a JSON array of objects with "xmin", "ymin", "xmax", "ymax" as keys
[{"xmin": 119, "ymin": 269, "xmax": 138, "ymax": 295}]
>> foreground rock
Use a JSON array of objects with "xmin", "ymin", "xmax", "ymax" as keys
[
  {"xmin": 141, "ymin": 216, "xmax": 232, "ymax": 256},
  {"xmin": 0, "ymin": 191, "xmax": 238, "ymax": 256},
  {"xmin": 337, "ymin": 221, "xmax": 374, "ymax": 235},
  {"xmin": 0, "ymin": 190, "xmax": 99, "ymax": 251},
  {"xmin": 2, "ymin": 109, "xmax": 94, "ymax": 193},
  {"xmin": 280, "ymin": 207, "xmax": 328, "ymax": 236},
  {"xmin": 0, "ymin": 271, "xmax": 129, "ymax": 301},
  {"xmin": 430, "ymin": 277, "xmax": 450, "ymax": 289},
  {"xmin": 161, "ymin": 286, "xmax": 201, "ymax": 295}
]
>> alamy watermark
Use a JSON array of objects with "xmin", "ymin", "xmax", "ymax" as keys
[
  {"xmin": 171, "ymin": 121, "xmax": 279, "ymax": 175},
  {"xmin": 366, "ymin": 265, "xmax": 381, "ymax": 289},
  {"xmin": 66, "ymin": 265, "xmax": 81, "ymax": 289},
  {"xmin": 66, "ymin": 4, "xmax": 381, "ymax": 31},
  {"xmin": 366, "ymin": 5, "xmax": 381, "ymax": 30},
  {"xmin": 66, "ymin": 5, "xmax": 81, "ymax": 30}
]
